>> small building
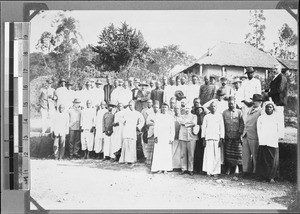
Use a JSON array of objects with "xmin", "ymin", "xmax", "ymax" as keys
[
  {"xmin": 277, "ymin": 58, "xmax": 298, "ymax": 72},
  {"xmin": 180, "ymin": 41, "xmax": 279, "ymax": 80}
]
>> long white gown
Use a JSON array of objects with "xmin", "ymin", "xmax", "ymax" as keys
[{"xmin": 151, "ymin": 113, "xmax": 175, "ymax": 172}]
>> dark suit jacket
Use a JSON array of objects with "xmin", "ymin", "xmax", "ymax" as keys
[
  {"xmin": 268, "ymin": 73, "xmax": 287, "ymax": 106},
  {"xmin": 132, "ymin": 88, "xmax": 139, "ymax": 100}
]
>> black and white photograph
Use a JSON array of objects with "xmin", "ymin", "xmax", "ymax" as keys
[{"xmin": 0, "ymin": 1, "xmax": 299, "ymax": 213}]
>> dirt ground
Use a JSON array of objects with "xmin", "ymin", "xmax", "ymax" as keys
[{"xmin": 29, "ymin": 158, "xmax": 297, "ymax": 211}]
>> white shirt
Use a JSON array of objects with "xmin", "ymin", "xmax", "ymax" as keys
[
  {"xmin": 257, "ymin": 113, "xmax": 280, "ymax": 148},
  {"xmin": 53, "ymin": 111, "xmax": 69, "ymax": 136},
  {"xmin": 55, "ymin": 87, "xmax": 69, "ymax": 109},
  {"xmin": 146, "ymin": 111, "xmax": 161, "ymax": 138},
  {"xmin": 118, "ymin": 88, "xmax": 132, "ymax": 106},
  {"xmin": 122, "ymin": 109, "xmax": 145, "ymax": 140},
  {"xmin": 242, "ymin": 78, "xmax": 262, "ymax": 102},
  {"xmin": 110, "ymin": 86, "xmax": 123, "ymax": 105},
  {"xmin": 232, "ymin": 87, "xmax": 244, "ymax": 108},
  {"xmin": 154, "ymin": 113, "xmax": 175, "ymax": 142},
  {"xmin": 202, "ymin": 113, "xmax": 225, "ymax": 140},
  {"xmin": 91, "ymin": 87, "xmax": 104, "ymax": 107},
  {"xmin": 80, "ymin": 107, "xmax": 96, "ymax": 129},
  {"xmin": 203, "ymin": 99, "xmax": 228, "ymax": 115}
]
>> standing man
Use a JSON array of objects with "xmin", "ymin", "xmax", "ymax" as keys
[
  {"xmin": 151, "ymin": 103, "xmax": 175, "ymax": 173},
  {"xmin": 150, "ymin": 81, "xmax": 164, "ymax": 108},
  {"xmin": 54, "ymin": 78, "xmax": 69, "ymax": 111},
  {"xmin": 172, "ymin": 104, "xmax": 182, "ymax": 170},
  {"xmin": 93, "ymin": 79, "xmax": 105, "ymax": 108},
  {"xmin": 186, "ymin": 75, "xmax": 200, "ymax": 108},
  {"xmin": 199, "ymin": 75, "xmax": 217, "ymax": 106},
  {"xmin": 132, "ymin": 78, "xmax": 140, "ymax": 101},
  {"xmin": 241, "ymin": 94, "xmax": 263, "ymax": 176},
  {"xmin": 68, "ymin": 98, "xmax": 82, "ymax": 159},
  {"xmin": 103, "ymin": 103, "xmax": 116, "ymax": 160},
  {"xmin": 66, "ymin": 81, "xmax": 75, "ymax": 109},
  {"xmin": 241, "ymin": 67, "xmax": 262, "ymax": 121},
  {"xmin": 168, "ymin": 97, "xmax": 176, "ymax": 115},
  {"xmin": 103, "ymin": 75, "xmax": 114, "ymax": 105},
  {"xmin": 80, "ymin": 100, "xmax": 96, "ymax": 159},
  {"xmin": 135, "ymin": 81, "xmax": 151, "ymax": 112},
  {"xmin": 110, "ymin": 79, "xmax": 124, "ymax": 105},
  {"xmin": 266, "ymin": 63, "xmax": 287, "ymax": 139},
  {"xmin": 110, "ymin": 102, "xmax": 126, "ymax": 161},
  {"xmin": 231, "ymin": 77, "xmax": 244, "ymax": 109},
  {"xmin": 161, "ymin": 76, "xmax": 168, "ymax": 90},
  {"xmin": 223, "ymin": 96, "xmax": 244, "ymax": 175},
  {"xmin": 52, "ymin": 104, "xmax": 69, "ymax": 160},
  {"xmin": 201, "ymin": 101, "xmax": 225, "ymax": 177},
  {"xmin": 39, "ymin": 79, "xmax": 51, "ymax": 134},
  {"xmin": 179, "ymin": 105, "xmax": 198, "ymax": 176},
  {"xmin": 47, "ymin": 79, "xmax": 56, "ymax": 133},
  {"xmin": 117, "ymin": 81, "xmax": 132, "ymax": 107},
  {"xmin": 149, "ymin": 80, "xmax": 155, "ymax": 92},
  {"xmin": 94, "ymin": 101, "xmax": 107, "ymax": 159},
  {"xmin": 145, "ymin": 101, "xmax": 160, "ymax": 166},
  {"xmin": 218, "ymin": 77, "xmax": 234, "ymax": 99},
  {"xmin": 179, "ymin": 76, "xmax": 188, "ymax": 100},
  {"xmin": 119, "ymin": 100, "xmax": 145, "ymax": 165}
]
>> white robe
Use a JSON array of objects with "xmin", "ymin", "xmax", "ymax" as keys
[
  {"xmin": 110, "ymin": 109, "xmax": 126, "ymax": 157},
  {"xmin": 94, "ymin": 108, "xmax": 107, "ymax": 153},
  {"xmin": 151, "ymin": 113, "xmax": 175, "ymax": 172}
]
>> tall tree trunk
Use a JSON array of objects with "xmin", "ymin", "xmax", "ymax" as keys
[{"xmin": 68, "ymin": 54, "xmax": 71, "ymax": 78}]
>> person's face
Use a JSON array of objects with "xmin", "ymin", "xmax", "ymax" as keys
[
  {"xmin": 58, "ymin": 105, "xmax": 65, "ymax": 113},
  {"xmin": 150, "ymin": 81, "xmax": 154, "ymax": 88},
  {"xmin": 174, "ymin": 106, "xmax": 180, "ymax": 115},
  {"xmin": 210, "ymin": 78, "xmax": 215, "ymax": 84},
  {"xmin": 123, "ymin": 82, "xmax": 128, "ymax": 89},
  {"xmin": 100, "ymin": 103, "xmax": 106, "ymax": 109},
  {"xmin": 221, "ymin": 80, "xmax": 226, "ymax": 86},
  {"xmin": 86, "ymin": 84, "xmax": 91, "ymax": 90},
  {"xmin": 170, "ymin": 77, "xmax": 175, "ymax": 85},
  {"xmin": 194, "ymin": 99, "xmax": 200, "ymax": 108},
  {"xmin": 181, "ymin": 78, "xmax": 186, "ymax": 85},
  {"xmin": 176, "ymin": 78, "xmax": 181, "ymax": 86},
  {"xmin": 86, "ymin": 100, "xmax": 91, "ymax": 108},
  {"xmin": 156, "ymin": 82, "xmax": 161, "ymax": 89},
  {"xmin": 210, "ymin": 103, "xmax": 217, "ymax": 114},
  {"xmin": 108, "ymin": 106, "xmax": 112, "ymax": 112},
  {"xmin": 128, "ymin": 102, "xmax": 134, "ymax": 111},
  {"xmin": 134, "ymin": 81, "xmax": 140, "ymax": 87},
  {"xmin": 153, "ymin": 104, "xmax": 159, "ymax": 113},
  {"xmin": 253, "ymin": 101, "xmax": 261, "ymax": 108},
  {"xmin": 61, "ymin": 81, "xmax": 66, "ymax": 87},
  {"xmin": 161, "ymin": 105, "xmax": 168, "ymax": 114},
  {"xmin": 66, "ymin": 84, "xmax": 71, "ymax": 89},
  {"xmin": 147, "ymin": 100, "xmax": 153, "ymax": 108},
  {"xmin": 192, "ymin": 76, "xmax": 197, "ymax": 84},
  {"xmin": 45, "ymin": 83, "xmax": 50, "ymax": 89},
  {"xmin": 114, "ymin": 80, "xmax": 118, "ymax": 87},
  {"xmin": 195, "ymin": 107, "xmax": 203, "ymax": 115},
  {"xmin": 185, "ymin": 106, "xmax": 190, "ymax": 114},
  {"xmin": 141, "ymin": 85, "xmax": 146, "ymax": 91},
  {"xmin": 162, "ymin": 77, "xmax": 167, "ymax": 84},
  {"xmin": 241, "ymin": 77, "xmax": 246, "ymax": 81},
  {"xmin": 265, "ymin": 104, "xmax": 274, "ymax": 115},
  {"xmin": 96, "ymin": 84, "xmax": 101, "ymax": 88},
  {"xmin": 107, "ymin": 78, "xmax": 111, "ymax": 84},
  {"xmin": 74, "ymin": 102, "xmax": 79, "ymax": 108},
  {"xmin": 129, "ymin": 80, "xmax": 133, "ymax": 86},
  {"xmin": 170, "ymin": 100, "xmax": 175, "ymax": 109},
  {"xmin": 247, "ymin": 72, "xmax": 254, "ymax": 79},
  {"xmin": 204, "ymin": 76, "xmax": 209, "ymax": 84},
  {"xmin": 228, "ymin": 100, "xmax": 235, "ymax": 110},
  {"xmin": 118, "ymin": 81, "xmax": 123, "ymax": 87},
  {"xmin": 233, "ymin": 82, "xmax": 240, "ymax": 89},
  {"xmin": 218, "ymin": 95, "xmax": 224, "ymax": 101}
]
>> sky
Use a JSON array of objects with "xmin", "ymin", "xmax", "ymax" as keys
[{"xmin": 30, "ymin": 10, "xmax": 298, "ymax": 58}]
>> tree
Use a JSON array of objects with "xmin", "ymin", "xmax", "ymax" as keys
[
  {"xmin": 147, "ymin": 44, "xmax": 196, "ymax": 77},
  {"xmin": 245, "ymin": 10, "xmax": 266, "ymax": 50},
  {"xmin": 270, "ymin": 23, "xmax": 297, "ymax": 60},
  {"xmin": 36, "ymin": 13, "xmax": 82, "ymax": 78},
  {"xmin": 92, "ymin": 22, "xmax": 150, "ymax": 73}
]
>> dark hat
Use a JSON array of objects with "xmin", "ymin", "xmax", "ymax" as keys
[
  {"xmin": 161, "ymin": 102, "xmax": 169, "ymax": 107},
  {"xmin": 108, "ymin": 103, "xmax": 117, "ymax": 108},
  {"xmin": 85, "ymin": 81, "xmax": 91, "ymax": 85},
  {"xmin": 245, "ymin": 67, "xmax": 255, "ymax": 73},
  {"xmin": 73, "ymin": 98, "xmax": 81, "ymax": 103},
  {"xmin": 220, "ymin": 76, "xmax": 227, "ymax": 81},
  {"xmin": 216, "ymin": 88, "xmax": 226, "ymax": 96},
  {"xmin": 209, "ymin": 75, "xmax": 216, "ymax": 80},
  {"xmin": 250, "ymin": 94, "xmax": 263, "ymax": 102},
  {"xmin": 174, "ymin": 90, "xmax": 186, "ymax": 101}
]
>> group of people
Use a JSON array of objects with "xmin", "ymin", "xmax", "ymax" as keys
[{"xmin": 38, "ymin": 63, "xmax": 288, "ymax": 182}]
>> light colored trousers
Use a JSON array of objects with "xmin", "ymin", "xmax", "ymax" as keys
[
  {"xmin": 103, "ymin": 134, "xmax": 111, "ymax": 157},
  {"xmin": 180, "ymin": 140, "xmax": 196, "ymax": 172},
  {"xmin": 242, "ymin": 137, "xmax": 259, "ymax": 173},
  {"xmin": 53, "ymin": 135, "xmax": 65, "ymax": 159},
  {"xmin": 40, "ymin": 108, "xmax": 48, "ymax": 133},
  {"xmin": 276, "ymin": 106, "xmax": 285, "ymax": 138},
  {"xmin": 81, "ymin": 130, "xmax": 94, "ymax": 151},
  {"xmin": 94, "ymin": 138, "xmax": 104, "ymax": 153}
]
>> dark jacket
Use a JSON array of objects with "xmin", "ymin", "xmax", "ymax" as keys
[{"xmin": 268, "ymin": 73, "xmax": 287, "ymax": 106}]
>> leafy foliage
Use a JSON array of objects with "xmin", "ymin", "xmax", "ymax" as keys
[
  {"xmin": 270, "ymin": 23, "xmax": 297, "ymax": 60},
  {"xmin": 92, "ymin": 22, "xmax": 150, "ymax": 72},
  {"xmin": 147, "ymin": 44, "xmax": 196, "ymax": 78},
  {"xmin": 245, "ymin": 10, "xmax": 266, "ymax": 50}
]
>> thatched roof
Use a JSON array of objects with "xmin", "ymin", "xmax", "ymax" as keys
[
  {"xmin": 277, "ymin": 58, "xmax": 298, "ymax": 70},
  {"xmin": 185, "ymin": 42, "xmax": 279, "ymax": 70}
]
